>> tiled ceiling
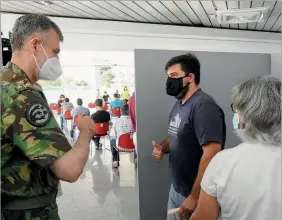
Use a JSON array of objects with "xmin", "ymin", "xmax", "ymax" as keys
[{"xmin": 1, "ymin": 1, "xmax": 281, "ymax": 33}]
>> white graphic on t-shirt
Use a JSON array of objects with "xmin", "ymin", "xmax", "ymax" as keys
[{"xmin": 168, "ymin": 113, "xmax": 181, "ymax": 136}]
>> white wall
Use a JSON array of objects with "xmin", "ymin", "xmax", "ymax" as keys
[
  {"xmin": 271, "ymin": 54, "xmax": 282, "ymax": 79},
  {"xmin": 1, "ymin": 13, "xmax": 280, "ymax": 54}
]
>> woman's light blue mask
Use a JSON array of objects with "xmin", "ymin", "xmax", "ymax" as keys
[{"xmin": 233, "ymin": 113, "xmax": 240, "ymax": 134}]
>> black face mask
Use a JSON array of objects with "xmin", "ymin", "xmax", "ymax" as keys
[{"xmin": 166, "ymin": 76, "xmax": 189, "ymax": 99}]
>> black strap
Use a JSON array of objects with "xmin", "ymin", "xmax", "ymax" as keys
[{"xmin": 2, "ymin": 190, "xmax": 57, "ymax": 211}]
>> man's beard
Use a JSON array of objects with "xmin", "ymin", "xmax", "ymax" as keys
[{"xmin": 175, "ymin": 85, "xmax": 189, "ymax": 100}]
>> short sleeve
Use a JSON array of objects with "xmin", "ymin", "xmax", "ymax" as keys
[
  {"xmin": 72, "ymin": 108, "xmax": 77, "ymax": 117},
  {"xmin": 4, "ymin": 89, "xmax": 72, "ymax": 169},
  {"xmin": 201, "ymin": 153, "xmax": 222, "ymax": 197},
  {"xmin": 193, "ymin": 102, "xmax": 225, "ymax": 147}
]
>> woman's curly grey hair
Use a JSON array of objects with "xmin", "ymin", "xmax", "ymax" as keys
[{"xmin": 231, "ymin": 76, "xmax": 281, "ymax": 146}]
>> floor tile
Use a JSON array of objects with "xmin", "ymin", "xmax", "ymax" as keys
[
  {"xmin": 57, "ymin": 149, "xmax": 139, "ymax": 220},
  {"xmin": 73, "ymin": 195, "xmax": 101, "ymax": 210},
  {"xmin": 80, "ymin": 208, "xmax": 109, "ymax": 220},
  {"xmin": 59, "ymin": 211, "xmax": 83, "ymax": 220},
  {"xmin": 57, "ymin": 193, "xmax": 73, "ymax": 205},
  {"xmin": 58, "ymin": 201, "xmax": 79, "ymax": 215}
]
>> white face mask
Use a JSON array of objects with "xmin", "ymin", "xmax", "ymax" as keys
[{"xmin": 33, "ymin": 44, "xmax": 62, "ymax": 81}]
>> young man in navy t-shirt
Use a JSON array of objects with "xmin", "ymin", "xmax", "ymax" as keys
[{"xmin": 152, "ymin": 54, "xmax": 226, "ymax": 220}]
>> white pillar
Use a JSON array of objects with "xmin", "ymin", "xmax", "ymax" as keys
[{"xmin": 271, "ymin": 53, "xmax": 281, "ymax": 79}]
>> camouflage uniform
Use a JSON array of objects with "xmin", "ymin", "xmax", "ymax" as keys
[{"xmin": 1, "ymin": 62, "xmax": 72, "ymax": 220}]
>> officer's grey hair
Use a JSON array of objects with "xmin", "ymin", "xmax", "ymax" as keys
[
  {"xmin": 10, "ymin": 14, "xmax": 64, "ymax": 51},
  {"xmin": 231, "ymin": 76, "xmax": 281, "ymax": 146}
]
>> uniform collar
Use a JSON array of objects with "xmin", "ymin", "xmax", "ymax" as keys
[
  {"xmin": 6, "ymin": 62, "xmax": 27, "ymax": 76},
  {"xmin": 3, "ymin": 62, "xmax": 32, "ymax": 84}
]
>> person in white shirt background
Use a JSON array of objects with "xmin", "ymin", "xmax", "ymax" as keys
[
  {"xmin": 190, "ymin": 76, "xmax": 281, "ymax": 220},
  {"xmin": 110, "ymin": 104, "xmax": 133, "ymax": 168}
]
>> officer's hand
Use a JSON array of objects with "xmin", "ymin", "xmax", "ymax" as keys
[
  {"xmin": 76, "ymin": 113, "xmax": 95, "ymax": 137},
  {"xmin": 152, "ymin": 141, "xmax": 164, "ymax": 162}
]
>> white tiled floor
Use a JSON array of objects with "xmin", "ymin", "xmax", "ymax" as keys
[{"xmin": 57, "ymin": 141, "xmax": 139, "ymax": 220}]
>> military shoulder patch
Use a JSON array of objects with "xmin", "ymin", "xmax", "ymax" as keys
[{"xmin": 25, "ymin": 101, "xmax": 51, "ymax": 127}]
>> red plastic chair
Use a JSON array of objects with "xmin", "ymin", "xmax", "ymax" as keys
[
  {"xmin": 111, "ymin": 107, "xmax": 121, "ymax": 117},
  {"xmin": 64, "ymin": 109, "xmax": 73, "ymax": 120},
  {"xmin": 57, "ymin": 107, "xmax": 62, "ymax": 115},
  {"xmin": 95, "ymin": 122, "xmax": 110, "ymax": 136},
  {"xmin": 88, "ymin": 102, "xmax": 95, "ymax": 108},
  {"xmin": 116, "ymin": 133, "xmax": 135, "ymax": 152},
  {"xmin": 49, "ymin": 103, "xmax": 58, "ymax": 111},
  {"xmin": 103, "ymin": 104, "xmax": 109, "ymax": 111},
  {"xmin": 73, "ymin": 115, "xmax": 79, "ymax": 126}
]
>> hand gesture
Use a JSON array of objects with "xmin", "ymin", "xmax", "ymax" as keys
[
  {"xmin": 152, "ymin": 141, "xmax": 164, "ymax": 162},
  {"xmin": 76, "ymin": 113, "xmax": 95, "ymax": 137}
]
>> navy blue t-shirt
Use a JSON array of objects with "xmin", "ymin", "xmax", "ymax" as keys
[{"xmin": 168, "ymin": 89, "xmax": 226, "ymax": 197}]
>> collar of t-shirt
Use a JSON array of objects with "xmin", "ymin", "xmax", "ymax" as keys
[{"xmin": 180, "ymin": 88, "xmax": 202, "ymax": 107}]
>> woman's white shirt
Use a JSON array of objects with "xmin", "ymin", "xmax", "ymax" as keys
[{"xmin": 201, "ymin": 142, "xmax": 281, "ymax": 220}]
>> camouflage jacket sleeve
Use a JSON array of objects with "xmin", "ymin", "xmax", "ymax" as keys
[{"xmin": 2, "ymin": 89, "xmax": 72, "ymax": 168}]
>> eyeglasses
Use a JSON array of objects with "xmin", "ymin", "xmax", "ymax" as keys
[{"xmin": 230, "ymin": 103, "xmax": 237, "ymax": 113}]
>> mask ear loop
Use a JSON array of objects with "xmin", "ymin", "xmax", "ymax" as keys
[
  {"xmin": 40, "ymin": 44, "xmax": 49, "ymax": 59},
  {"xmin": 32, "ymin": 43, "xmax": 48, "ymax": 71},
  {"xmin": 183, "ymin": 74, "xmax": 191, "ymax": 86},
  {"xmin": 32, "ymin": 54, "xmax": 41, "ymax": 71}
]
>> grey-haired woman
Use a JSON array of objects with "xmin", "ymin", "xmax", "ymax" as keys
[{"xmin": 191, "ymin": 76, "xmax": 281, "ymax": 220}]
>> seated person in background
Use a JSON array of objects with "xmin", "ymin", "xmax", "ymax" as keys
[
  {"xmin": 110, "ymin": 93, "xmax": 123, "ymax": 116},
  {"xmin": 110, "ymin": 104, "xmax": 133, "ymax": 168},
  {"xmin": 190, "ymin": 76, "xmax": 281, "ymax": 220},
  {"xmin": 62, "ymin": 98, "xmax": 74, "ymax": 118},
  {"xmin": 70, "ymin": 98, "xmax": 90, "ymax": 138},
  {"xmin": 91, "ymin": 99, "xmax": 110, "ymax": 150},
  {"xmin": 72, "ymin": 98, "xmax": 90, "ymax": 118}
]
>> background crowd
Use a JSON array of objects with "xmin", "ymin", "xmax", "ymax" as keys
[{"xmin": 56, "ymin": 86, "xmax": 137, "ymax": 169}]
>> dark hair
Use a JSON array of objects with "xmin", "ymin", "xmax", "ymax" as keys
[
  {"xmin": 121, "ymin": 104, "xmax": 129, "ymax": 115},
  {"xmin": 95, "ymin": 99, "xmax": 103, "ymax": 107},
  {"xmin": 58, "ymin": 94, "xmax": 65, "ymax": 105},
  {"xmin": 65, "ymin": 98, "xmax": 69, "ymax": 102},
  {"xmin": 77, "ymin": 98, "xmax": 83, "ymax": 106},
  {"xmin": 113, "ymin": 93, "xmax": 120, "ymax": 99},
  {"xmin": 165, "ymin": 53, "xmax": 201, "ymax": 85}
]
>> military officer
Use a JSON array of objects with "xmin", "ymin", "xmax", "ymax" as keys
[{"xmin": 1, "ymin": 14, "xmax": 95, "ymax": 220}]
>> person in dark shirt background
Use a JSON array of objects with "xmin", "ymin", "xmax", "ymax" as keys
[
  {"xmin": 91, "ymin": 99, "xmax": 110, "ymax": 150},
  {"xmin": 103, "ymin": 91, "xmax": 110, "ymax": 104}
]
